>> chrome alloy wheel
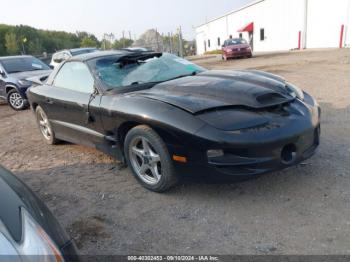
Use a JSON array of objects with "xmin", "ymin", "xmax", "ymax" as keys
[
  {"xmin": 37, "ymin": 110, "xmax": 52, "ymax": 141},
  {"xmin": 9, "ymin": 92, "xmax": 24, "ymax": 109},
  {"xmin": 129, "ymin": 136, "xmax": 162, "ymax": 185}
]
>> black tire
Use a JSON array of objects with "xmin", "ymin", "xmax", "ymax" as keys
[
  {"xmin": 7, "ymin": 89, "xmax": 29, "ymax": 111},
  {"xmin": 124, "ymin": 125, "xmax": 178, "ymax": 192},
  {"xmin": 35, "ymin": 106, "xmax": 58, "ymax": 145}
]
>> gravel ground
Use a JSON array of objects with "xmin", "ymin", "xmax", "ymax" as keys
[{"xmin": 0, "ymin": 48, "xmax": 350, "ymax": 255}]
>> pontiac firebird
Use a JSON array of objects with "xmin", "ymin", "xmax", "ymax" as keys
[{"xmin": 27, "ymin": 51, "xmax": 321, "ymax": 192}]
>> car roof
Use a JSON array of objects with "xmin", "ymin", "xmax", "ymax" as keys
[
  {"xmin": 69, "ymin": 47, "xmax": 97, "ymax": 52},
  {"xmin": 0, "ymin": 55, "xmax": 34, "ymax": 61},
  {"xmin": 227, "ymin": 38, "xmax": 245, "ymax": 41},
  {"xmin": 68, "ymin": 50, "xmax": 158, "ymax": 62}
]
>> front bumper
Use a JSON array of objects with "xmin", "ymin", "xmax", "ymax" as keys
[
  {"xmin": 171, "ymin": 96, "xmax": 321, "ymax": 179},
  {"xmin": 208, "ymin": 125, "xmax": 320, "ymax": 178},
  {"xmin": 174, "ymin": 124, "xmax": 320, "ymax": 179},
  {"xmin": 226, "ymin": 50, "xmax": 252, "ymax": 58}
]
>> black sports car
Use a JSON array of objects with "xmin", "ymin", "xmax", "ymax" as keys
[
  {"xmin": 0, "ymin": 166, "xmax": 79, "ymax": 261},
  {"xmin": 27, "ymin": 51, "xmax": 321, "ymax": 192}
]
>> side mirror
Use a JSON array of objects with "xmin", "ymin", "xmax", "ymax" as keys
[
  {"xmin": 53, "ymin": 58, "xmax": 63, "ymax": 63},
  {"xmin": 0, "ymin": 68, "xmax": 6, "ymax": 78},
  {"xmin": 49, "ymin": 65, "xmax": 54, "ymax": 69}
]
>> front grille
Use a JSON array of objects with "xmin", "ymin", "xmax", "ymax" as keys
[{"xmin": 240, "ymin": 122, "xmax": 281, "ymax": 133}]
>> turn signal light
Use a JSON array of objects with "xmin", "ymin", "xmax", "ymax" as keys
[{"xmin": 173, "ymin": 155, "xmax": 187, "ymax": 163}]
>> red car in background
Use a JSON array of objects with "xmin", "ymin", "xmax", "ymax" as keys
[{"xmin": 222, "ymin": 38, "xmax": 252, "ymax": 60}]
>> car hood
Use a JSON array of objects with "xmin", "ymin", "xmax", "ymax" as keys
[
  {"xmin": 135, "ymin": 70, "xmax": 295, "ymax": 114},
  {"xmin": 9, "ymin": 69, "xmax": 52, "ymax": 80}
]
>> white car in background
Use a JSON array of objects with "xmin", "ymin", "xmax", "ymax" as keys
[{"xmin": 50, "ymin": 47, "xmax": 98, "ymax": 68}]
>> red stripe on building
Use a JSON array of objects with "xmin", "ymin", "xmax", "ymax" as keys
[{"xmin": 340, "ymin": 24, "xmax": 345, "ymax": 48}]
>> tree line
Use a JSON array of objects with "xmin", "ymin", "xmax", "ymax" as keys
[
  {"xmin": 0, "ymin": 24, "xmax": 195, "ymax": 57},
  {"xmin": 0, "ymin": 24, "xmax": 136, "ymax": 56}
]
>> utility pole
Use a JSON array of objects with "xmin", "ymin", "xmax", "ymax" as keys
[
  {"xmin": 178, "ymin": 26, "xmax": 183, "ymax": 57},
  {"xmin": 345, "ymin": 0, "xmax": 350, "ymax": 47},
  {"xmin": 103, "ymin": 33, "xmax": 114, "ymax": 49},
  {"xmin": 171, "ymin": 32, "xmax": 175, "ymax": 54},
  {"xmin": 303, "ymin": 0, "xmax": 309, "ymax": 49},
  {"xmin": 169, "ymin": 32, "xmax": 173, "ymax": 54},
  {"xmin": 103, "ymin": 33, "xmax": 107, "ymax": 50},
  {"xmin": 122, "ymin": 31, "xmax": 125, "ymax": 48},
  {"xmin": 155, "ymin": 28, "xmax": 160, "ymax": 52}
]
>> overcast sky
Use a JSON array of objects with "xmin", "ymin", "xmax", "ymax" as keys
[{"xmin": 0, "ymin": 0, "xmax": 252, "ymax": 40}]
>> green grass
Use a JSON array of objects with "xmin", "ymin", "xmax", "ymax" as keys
[{"xmin": 204, "ymin": 50, "xmax": 223, "ymax": 55}]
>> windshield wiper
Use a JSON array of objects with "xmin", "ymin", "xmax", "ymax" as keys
[
  {"xmin": 104, "ymin": 81, "xmax": 158, "ymax": 91},
  {"xmin": 129, "ymin": 71, "xmax": 199, "ymax": 86},
  {"xmin": 104, "ymin": 71, "xmax": 199, "ymax": 91},
  {"xmin": 8, "ymin": 70, "xmax": 25, "ymax": 74},
  {"xmin": 130, "ymin": 81, "xmax": 162, "ymax": 86},
  {"xmin": 165, "ymin": 70, "xmax": 199, "ymax": 81}
]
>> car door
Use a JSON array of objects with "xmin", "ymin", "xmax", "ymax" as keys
[{"xmin": 45, "ymin": 61, "xmax": 105, "ymax": 147}]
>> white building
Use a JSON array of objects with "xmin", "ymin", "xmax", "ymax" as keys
[{"xmin": 195, "ymin": 0, "xmax": 350, "ymax": 55}]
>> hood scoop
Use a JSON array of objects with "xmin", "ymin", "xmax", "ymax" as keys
[
  {"xmin": 136, "ymin": 70, "xmax": 294, "ymax": 114},
  {"xmin": 256, "ymin": 92, "xmax": 291, "ymax": 105}
]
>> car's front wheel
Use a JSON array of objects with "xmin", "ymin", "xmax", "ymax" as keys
[
  {"xmin": 35, "ymin": 106, "xmax": 58, "ymax": 145},
  {"xmin": 7, "ymin": 89, "xmax": 28, "ymax": 111},
  {"xmin": 124, "ymin": 125, "xmax": 178, "ymax": 192}
]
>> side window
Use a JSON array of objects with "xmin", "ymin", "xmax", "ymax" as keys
[{"xmin": 53, "ymin": 62, "xmax": 94, "ymax": 94}]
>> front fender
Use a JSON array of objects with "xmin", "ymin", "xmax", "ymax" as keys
[
  {"xmin": 6, "ymin": 84, "xmax": 29, "ymax": 99},
  {"xmin": 100, "ymin": 94, "xmax": 207, "ymax": 148}
]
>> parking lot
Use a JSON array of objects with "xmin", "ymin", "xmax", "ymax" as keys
[{"xmin": 1, "ymin": 48, "xmax": 350, "ymax": 255}]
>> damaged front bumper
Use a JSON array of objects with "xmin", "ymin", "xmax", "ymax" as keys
[{"xmin": 172, "ymin": 94, "xmax": 321, "ymax": 180}]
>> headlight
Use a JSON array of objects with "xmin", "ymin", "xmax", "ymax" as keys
[
  {"xmin": 286, "ymin": 82, "xmax": 304, "ymax": 101},
  {"xmin": 18, "ymin": 79, "xmax": 32, "ymax": 86},
  {"xmin": 0, "ymin": 208, "xmax": 64, "ymax": 261}
]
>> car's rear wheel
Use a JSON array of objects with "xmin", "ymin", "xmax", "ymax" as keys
[
  {"xmin": 35, "ymin": 106, "xmax": 58, "ymax": 145},
  {"xmin": 7, "ymin": 89, "xmax": 28, "ymax": 111},
  {"xmin": 124, "ymin": 125, "xmax": 178, "ymax": 192}
]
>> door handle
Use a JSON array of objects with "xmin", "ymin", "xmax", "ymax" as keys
[{"xmin": 46, "ymin": 98, "xmax": 54, "ymax": 104}]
